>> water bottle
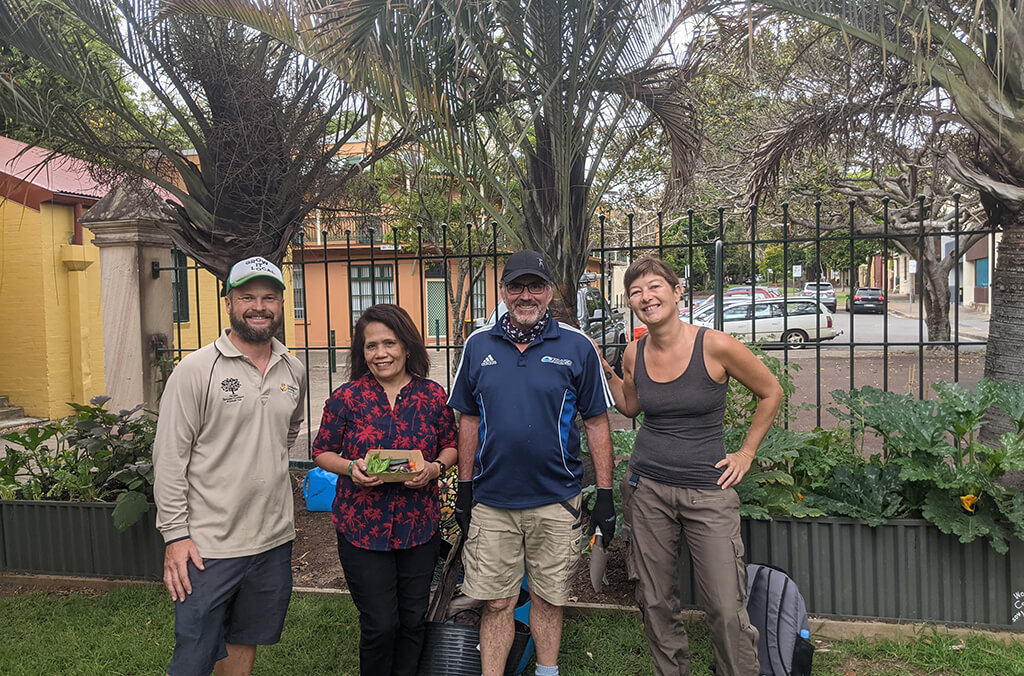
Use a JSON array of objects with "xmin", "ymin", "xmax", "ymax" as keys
[{"xmin": 793, "ymin": 628, "xmax": 814, "ymax": 675}]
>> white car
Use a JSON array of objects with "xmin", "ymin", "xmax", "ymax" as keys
[{"xmin": 690, "ymin": 297, "xmax": 840, "ymax": 346}]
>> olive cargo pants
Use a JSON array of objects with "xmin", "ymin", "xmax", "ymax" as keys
[{"xmin": 622, "ymin": 474, "xmax": 759, "ymax": 676}]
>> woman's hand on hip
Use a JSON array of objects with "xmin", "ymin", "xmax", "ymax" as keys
[{"xmin": 715, "ymin": 449, "xmax": 755, "ymax": 490}]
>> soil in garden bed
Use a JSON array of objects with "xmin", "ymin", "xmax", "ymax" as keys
[{"xmin": 290, "ymin": 476, "xmax": 636, "ymax": 607}]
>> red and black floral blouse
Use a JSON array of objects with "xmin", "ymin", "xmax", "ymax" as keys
[{"xmin": 312, "ymin": 375, "xmax": 457, "ymax": 551}]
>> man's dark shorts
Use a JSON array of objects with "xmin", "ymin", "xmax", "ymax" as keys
[{"xmin": 168, "ymin": 541, "xmax": 293, "ymax": 676}]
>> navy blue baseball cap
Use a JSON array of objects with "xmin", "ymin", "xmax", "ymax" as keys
[{"xmin": 501, "ymin": 250, "xmax": 553, "ymax": 284}]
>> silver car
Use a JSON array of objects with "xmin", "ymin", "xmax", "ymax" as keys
[
  {"xmin": 800, "ymin": 282, "xmax": 837, "ymax": 312},
  {"xmin": 691, "ymin": 297, "xmax": 840, "ymax": 346}
]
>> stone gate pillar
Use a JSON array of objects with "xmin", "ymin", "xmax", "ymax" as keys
[{"xmin": 81, "ymin": 182, "xmax": 174, "ymax": 412}]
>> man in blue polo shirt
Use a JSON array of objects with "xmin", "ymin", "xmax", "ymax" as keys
[{"xmin": 449, "ymin": 250, "xmax": 617, "ymax": 676}]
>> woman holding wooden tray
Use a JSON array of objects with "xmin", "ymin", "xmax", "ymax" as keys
[{"xmin": 312, "ymin": 304, "xmax": 458, "ymax": 676}]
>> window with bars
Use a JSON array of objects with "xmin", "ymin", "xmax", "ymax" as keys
[
  {"xmin": 292, "ymin": 263, "xmax": 306, "ymax": 320},
  {"xmin": 350, "ymin": 264, "xmax": 394, "ymax": 325},
  {"xmin": 471, "ymin": 275, "xmax": 487, "ymax": 320},
  {"xmin": 171, "ymin": 249, "xmax": 189, "ymax": 323},
  {"xmin": 426, "ymin": 279, "xmax": 448, "ymax": 338}
]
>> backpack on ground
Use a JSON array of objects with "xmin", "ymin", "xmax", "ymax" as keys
[{"xmin": 745, "ymin": 563, "xmax": 814, "ymax": 676}]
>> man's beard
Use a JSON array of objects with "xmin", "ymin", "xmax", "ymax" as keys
[
  {"xmin": 509, "ymin": 301, "xmax": 545, "ymax": 329},
  {"xmin": 230, "ymin": 310, "xmax": 283, "ymax": 344}
]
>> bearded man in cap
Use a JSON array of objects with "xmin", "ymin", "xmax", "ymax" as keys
[
  {"xmin": 154, "ymin": 256, "xmax": 306, "ymax": 676},
  {"xmin": 448, "ymin": 250, "xmax": 618, "ymax": 676}
]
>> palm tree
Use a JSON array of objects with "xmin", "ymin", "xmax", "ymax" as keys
[
  {"xmin": 737, "ymin": 27, "xmax": 990, "ymax": 343},
  {"xmin": 0, "ymin": 0, "xmax": 404, "ymax": 277},
  {"xmin": 162, "ymin": 0, "xmax": 704, "ymax": 318},
  {"xmin": 734, "ymin": 1, "xmax": 1024, "ymax": 428}
]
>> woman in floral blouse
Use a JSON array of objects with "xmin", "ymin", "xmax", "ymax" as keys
[{"xmin": 312, "ymin": 304, "xmax": 458, "ymax": 676}]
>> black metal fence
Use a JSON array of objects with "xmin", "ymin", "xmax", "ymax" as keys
[{"xmin": 157, "ymin": 197, "xmax": 998, "ymax": 459}]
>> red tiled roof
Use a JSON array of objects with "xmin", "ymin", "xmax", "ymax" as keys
[{"xmin": 0, "ymin": 135, "xmax": 108, "ymax": 208}]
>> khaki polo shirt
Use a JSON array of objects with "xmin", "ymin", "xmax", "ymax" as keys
[{"xmin": 154, "ymin": 330, "xmax": 306, "ymax": 558}]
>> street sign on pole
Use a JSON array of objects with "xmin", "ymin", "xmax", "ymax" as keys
[
  {"xmin": 908, "ymin": 260, "xmax": 917, "ymax": 308},
  {"xmin": 793, "ymin": 264, "xmax": 803, "ymax": 279}
]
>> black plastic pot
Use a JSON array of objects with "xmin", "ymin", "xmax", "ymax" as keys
[{"xmin": 418, "ymin": 619, "xmax": 530, "ymax": 676}]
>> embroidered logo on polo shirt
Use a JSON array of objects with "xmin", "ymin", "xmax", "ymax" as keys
[
  {"xmin": 480, "ymin": 354, "xmax": 498, "ymax": 367},
  {"xmin": 541, "ymin": 356, "xmax": 573, "ymax": 366},
  {"xmin": 220, "ymin": 377, "xmax": 244, "ymax": 403},
  {"xmin": 281, "ymin": 383, "xmax": 299, "ymax": 395}
]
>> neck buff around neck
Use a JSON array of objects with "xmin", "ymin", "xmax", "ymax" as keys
[{"xmin": 500, "ymin": 310, "xmax": 549, "ymax": 344}]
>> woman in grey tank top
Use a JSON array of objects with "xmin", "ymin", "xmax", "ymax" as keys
[{"xmin": 599, "ymin": 256, "xmax": 783, "ymax": 676}]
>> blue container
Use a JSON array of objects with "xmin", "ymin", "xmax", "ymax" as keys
[{"xmin": 302, "ymin": 467, "xmax": 337, "ymax": 512}]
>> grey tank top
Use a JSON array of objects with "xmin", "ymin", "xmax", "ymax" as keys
[{"xmin": 630, "ymin": 328, "xmax": 729, "ymax": 489}]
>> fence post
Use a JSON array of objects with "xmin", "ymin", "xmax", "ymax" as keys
[
  {"xmin": 714, "ymin": 240, "xmax": 724, "ymax": 332},
  {"xmin": 329, "ymin": 329, "xmax": 337, "ymax": 373},
  {"xmin": 80, "ymin": 181, "xmax": 174, "ymax": 412}
]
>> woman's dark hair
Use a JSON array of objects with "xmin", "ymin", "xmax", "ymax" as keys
[
  {"xmin": 624, "ymin": 256, "xmax": 681, "ymax": 292},
  {"xmin": 350, "ymin": 304, "xmax": 430, "ymax": 380}
]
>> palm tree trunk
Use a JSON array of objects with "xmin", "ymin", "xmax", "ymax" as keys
[{"xmin": 983, "ymin": 217, "xmax": 1024, "ymax": 444}]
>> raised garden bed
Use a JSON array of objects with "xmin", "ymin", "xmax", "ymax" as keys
[
  {"xmin": 0, "ymin": 500, "xmax": 162, "ymax": 579},
  {"xmin": 679, "ymin": 516, "xmax": 1024, "ymax": 630}
]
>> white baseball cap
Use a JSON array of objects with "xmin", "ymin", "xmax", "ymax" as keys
[{"xmin": 223, "ymin": 256, "xmax": 286, "ymax": 295}]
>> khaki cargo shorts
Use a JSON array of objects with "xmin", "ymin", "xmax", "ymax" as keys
[{"xmin": 462, "ymin": 494, "xmax": 583, "ymax": 606}]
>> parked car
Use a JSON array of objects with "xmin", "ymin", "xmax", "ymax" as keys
[
  {"xmin": 800, "ymin": 281, "xmax": 837, "ymax": 312},
  {"xmin": 846, "ymin": 287, "xmax": 886, "ymax": 314},
  {"xmin": 635, "ymin": 286, "xmax": 781, "ymax": 341},
  {"xmin": 691, "ymin": 297, "xmax": 840, "ymax": 347},
  {"xmin": 726, "ymin": 285, "xmax": 781, "ymax": 298},
  {"xmin": 476, "ymin": 284, "xmax": 627, "ymax": 373}
]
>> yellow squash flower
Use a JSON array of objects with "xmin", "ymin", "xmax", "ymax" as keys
[{"xmin": 960, "ymin": 494, "xmax": 979, "ymax": 513}]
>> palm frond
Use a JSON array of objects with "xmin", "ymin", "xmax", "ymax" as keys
[
  {"xmin": 161, "ymin": 0, "xmax": 704, "ymax": 306},
  {"xmin": 3, "ymin": 0, "xmax": 384, "ymax": 278}
]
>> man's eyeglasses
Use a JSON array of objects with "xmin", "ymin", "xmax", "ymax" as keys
[{"xmin": 505, "ymin": 280, "xmax": 548, "ymax": 294}]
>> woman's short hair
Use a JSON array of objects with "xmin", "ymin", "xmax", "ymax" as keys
[
  {"xmin": 350, "ymin": 304, "xmax": 430, "ymax": 380},
  {"xmin": 624, "ymin": 256, "xmax": 680, "ymax": 292}
]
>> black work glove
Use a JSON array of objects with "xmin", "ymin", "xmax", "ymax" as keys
[
  {"xmin": 589, "ymin": 488, "xmax": 616, "ymax": 547},
  {"xmin": 454, "ymin": 481, "xmax": 474, "ymax": 535}
]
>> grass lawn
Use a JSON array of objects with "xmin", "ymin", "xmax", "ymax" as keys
[{"xmin": 2, "ymin": 586, "xmax": 1023, "ymax": 675}]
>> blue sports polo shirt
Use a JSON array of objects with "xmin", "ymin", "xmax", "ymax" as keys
[{"xmin": 448, "ymin": 315, "xmax": 614, "ymax": 509}]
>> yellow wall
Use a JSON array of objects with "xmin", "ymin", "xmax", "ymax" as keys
[
  {"xmin": 2, "ymin": 197, "xmax": 301, "ymax": 418},
  {"xmin": 0, "ymin": 200, "xmax": 105, "ymax": 419}
]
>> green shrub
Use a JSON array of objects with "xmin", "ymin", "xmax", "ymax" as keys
[
  {"xmin": 826, "ymin": 380, "xmax": 1024, "ymax": 553},
  {"xmin": 734, "ymin": 426, "xmax": 852, "ymax": 519},
  {"xmin": 0, "ymin": 395, "xmax": 156, "ymax": 530}
]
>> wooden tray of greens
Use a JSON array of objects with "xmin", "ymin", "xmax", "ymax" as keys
[{"xmin": 364, "ymin": 449, "xmax": 425, "ymax": 482}]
